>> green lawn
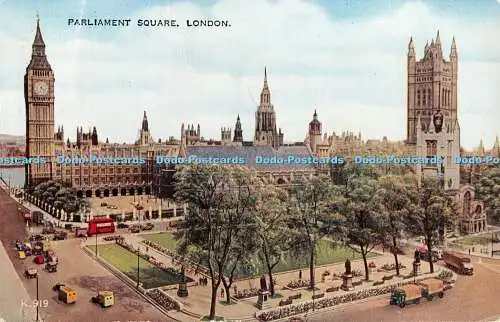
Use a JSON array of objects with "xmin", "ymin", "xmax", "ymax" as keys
[
  {"xmin": 87, "ymin": 244, "xmax": 192, "ymax": 289},
  {"xmin": 454, "ymin": 234, "xmax": 491, "ymax": 246},
  {"xmin": 141, "ymin": 233, "xmax": 377, "ymax": 278},
  {"xmin": 142, "ymin": 232, "xmax": 179, "ymax": 250}
]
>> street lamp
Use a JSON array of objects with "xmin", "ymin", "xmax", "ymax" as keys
[
  {"xmin": 136, "ymin": 246, "xmax": 140, "ymax": 288},
  {"xmin": 36, "ymin": 272, "xmax": 39, "ymax": 322}
]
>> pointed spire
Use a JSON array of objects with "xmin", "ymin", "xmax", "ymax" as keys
[
  {"xmin": 494, "ymin": 135, "xmax": 499, "ymax": 147},
  {"xmin": 435, "ymin": 30, "xmax": 441, "ymax": 44},
  {"xmin": 237, "ymin": 114, "xmax": 240, "ymax": 121},
  {"xmin": 431, "ymin": 38, "xmax": 435, "ymax": 46},
  {"xmin": 263, "ymin": 66, "xmax": 268, "ymax": 89},
  {"xmin": 33, "ymin": 14, "xmax": 45, "ymax": 48},
  {"xmin": 450, "ymin": 36, "xmax": 457, "ymax": 57},
  {"xmin": 428, "ymin": 118, "xmax": 435, "ymax": 133},
  {"xmin": 142, "ymin": 110, "xmax": 149, "ymax": 131}
]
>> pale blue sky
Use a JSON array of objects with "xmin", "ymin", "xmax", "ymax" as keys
[{"xmin": 0, "ymin": 0, "xmax": 498, "ymax": 149}]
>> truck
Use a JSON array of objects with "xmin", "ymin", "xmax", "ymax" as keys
[
  {"xmin": 390, "ymin": 284, "xmax": 422, "ymax": 308},
  {"xmin": 442, "ymin": 251, "xmax": 473, "ymax": 275},
  {"xmin": 419, "ymin": 278, "xmax": 444, "ymax": 300},
  {"xmin": 32, "ymin": 211, "xmax": 44, "ymax": 225}
]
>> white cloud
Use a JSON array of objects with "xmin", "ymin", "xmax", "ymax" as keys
[{"xmin": 0, "ymin": 0, "xmax": 499, "ymax": 149}]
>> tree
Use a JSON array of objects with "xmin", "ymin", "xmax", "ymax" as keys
[
  {"xmin": 174, "ymin": 164, "xmax": 258, "ymax": 319},
  {"xmin": 288, "ymin": 174, "xmax": 342, "ymax": 290},
  {"xmin": 406, "ymin": 177, "xmax": 452, "ymax": 273},
  {"xmin": 475, "ymin": 166, "xmax": 500, "ymax": 223},
  {"xmin": 254, "ymin": 184, "xmax": 291, "ymax": 297},
  {"xmin": 340, "ymin": 175, "xmax": 382, "ymax": 281},
  {"xmin": 377, "ymin": 175, "xmax": 415, "ymax": 276},
  {"xmin": 219, "ymin": 166, "xmax": 260, "ymax": 304}
]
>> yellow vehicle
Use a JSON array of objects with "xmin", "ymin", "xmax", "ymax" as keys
[
  {"xmin": 91, "ymin": 291, "xmax": 114, "ymax": 308},
  {"xmin": 419, "ymin": 278, "xmax": 444, "ymax": 300},
  {"xmin": 58, "ymin": 286, "xmax": 77, "ymax": 304},
  {"xmin": 18, "ymin": 251, "xmax": 26, "ymax": 259}
]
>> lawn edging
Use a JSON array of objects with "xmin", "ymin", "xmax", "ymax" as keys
[
  {"xmin": 255, "ymin": 269, "xmax": 451, "ymax": 321},
  {"xmin": 81, "ymin": 245, "xmax": 184, "ymax": 320}
]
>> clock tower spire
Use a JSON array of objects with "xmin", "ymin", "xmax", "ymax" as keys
[{"xmin": 24, "ymin": 16, "xmax": 56, "ymax": 188}]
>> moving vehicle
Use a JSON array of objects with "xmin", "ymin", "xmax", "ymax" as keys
[
  {"xmin": 58, "ymin": 286, "xmax": 77, "ymax": 304},
  {"xmin": 32, "ymin": 211, "xmax": 44, "ymax": 225},
  {"xmin": 46, "ymin": 261, "xmax": 58, "ymax": 273},
  {"xmin": 87, "ymin": 218, "xmax": 116, "ymax": 236},
  {"xmin": 25, "ymin": 268, "xmax": 38, "ymax": 279},
  {"xmin": 390, "ymin": 284, "xmax": 422, "ymax": 308},
  {"xmin": 18, "ymin": 251, "xmax": 26, "ymax": 259},
  {"xmin": 420, "ymin": 278, "xmax": 444, "ymax": 300},
  {"xmin": 442, "ymin": 251, "xmax": 473, "ymax": 275},
  {"xmin": 34, "ymin": 255, "xmax": 45, "ymax": 265},
  {"xmin": 91, "ymin": 291, "xmax": 114, "ymax": 308},
  {"xmin": 53, "ymin": 283, "xmax": 65, "ymax": 291},
  {"xmin": 117, "ymin": 222, "xmax": 129, "ymax": 229},
  {"xmin": 75, "ymin": 228, "xmax": 88, "ymax": 238}
]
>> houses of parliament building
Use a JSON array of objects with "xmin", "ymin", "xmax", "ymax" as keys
[{"xmin": 24, "ymin": 20, "xmax": 496, "ymax": 234}]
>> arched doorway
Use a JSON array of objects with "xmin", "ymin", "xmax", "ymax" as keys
[
  {"xmin": 120, "ymin": 188, "xmax": 127, "ymax": 196},
  {"xmin": 77, "ymin": 191, "xmax": 83, "ymax": 198},
  {"xmin": 112, "ymin": 189, "xmax": 118, "ymax": 196},
  {"xmin": 463, "ymin": 191, "xmax": 471, "ymax": 216},
  {"xmin": 129, "ymin": 188, "xmax": 135, "ymax": 195},
  {"xmin": 277, "ymin": 178, "xmax": 285, "ymax": 185},
  {"xmin": 145, "ymin": 187, "xmax": 151, "ymax": 195},
  {"xmin": 137, "ymin": 187, "xmax": 143, "ymax": 195},
  {"xmin": 95, "ymin": 190, "xmax": 101, "ymax": 198},
  {"xmin": 85, "ymin": 190, "xmax": 92, "ymax": 198},
  {"xmin": 103, "ymin": 189, "xmax": 110, "ymax": 197}
]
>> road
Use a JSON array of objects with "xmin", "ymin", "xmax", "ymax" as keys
[
  {"xmin": 0, "ymin": 187, "xmax": 171, "ymax": 322},
  {"xmin": 307, "ymin": 257, "xmax": 500, "ymax": 322}
]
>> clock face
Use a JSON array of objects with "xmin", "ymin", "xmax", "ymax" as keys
[{"xmin": 34, "ymin": 81, "xmax": 49, "ymax": 96}]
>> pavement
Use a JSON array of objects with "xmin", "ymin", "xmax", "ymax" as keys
[
  {"xmin": 0, "ymin": 241, "xmax": 36, "ymax": 322},
  {"xmin": 306, "ymin": 256, "xmax": 500, "ymax": 322}
]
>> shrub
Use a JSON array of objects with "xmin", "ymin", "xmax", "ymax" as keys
[
  {"xmin": 287, "ymin": 280, "xmax": 309, "ymax": 289},
  {"xmin": 326, "ymin": 286, "xmax": 339, "ymax": 293},
  {"xmin": 279, "ymin": 299, "xmax": 292, "ymax": 306},
  {"xmin": 312, "ymin": 293, "xmax": 325, "ymax": 300},
  {"xmin": 288, "ymin": 293, "xmax": 302, "ymax": 300}
]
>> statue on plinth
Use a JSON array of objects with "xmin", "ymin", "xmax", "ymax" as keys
[
  {"xmin": 345, "ymin": 258, "xmax": 352, "ymax": 275},
  {"xmin": 257, "ymin": 276, "xmax": 270, "ymax": 310},
  {"xmin": 341, "ymin": 258, "xmax": 354, "ymax": 291},
  {"xmin": 260, "ymin": 275, "xmax": 267, "ymax": 291}
]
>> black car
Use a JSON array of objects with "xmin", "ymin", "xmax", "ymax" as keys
[
  {"xmin": 117, "ymin": 223, "xmax": 129, "ymax": 229},
  {"xmin": 141, "ymin": 223, "xmax": 154, "ymax": 230}
]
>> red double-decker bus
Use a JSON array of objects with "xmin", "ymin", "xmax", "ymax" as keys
[{"xmin": 87, "ymin": 217, "xmax": 115, "ymax": 236}]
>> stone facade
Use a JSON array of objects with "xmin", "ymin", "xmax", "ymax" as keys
[
  {"xmin": 24, "ymin": 20, "xmax": 180, "ymax": 196},
  {"xmin": 406, "ymin": 31, "xmax": 458, "ymax": 145}
]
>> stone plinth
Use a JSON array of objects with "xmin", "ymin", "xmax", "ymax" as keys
[
  {"xmin": 413, "ymin": 261, "xmax": 421, "ymax": 276},
  {"xmin": 256, "ymin": 290, "xmax": 270, "ymax": 310},
  {"xmin": 177, "ymin": 282, "xmax": 188, "ymax": 297},
  {"xmin": 341, "ymin": 274, "xmax": 354, "ymax": 291}
]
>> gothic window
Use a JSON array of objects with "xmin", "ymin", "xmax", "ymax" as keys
[
  {"xmin": 426, "ymin": 140, "xmax": 437, "ymax": 156},
  {"xmin": 442, "ymin": 88, "xmax": 445, "ymax": 105},
  {"xmin": 475, "ymin": 205, "xmax": 482, "ymax": 214},
  {"xmin": 447, "ymin": 90, "xmax": 451, "ymax": 106},
  {"xmin": 463, "ymin": 191, "xmax": 471, "ymax": 216},
  {"xmin": 417, "ymin": 90, "xmax": 421, "ymax": 106},
  {"xmin": 427, "ymin": 89, "xmax": 431, "ymax": 106}
]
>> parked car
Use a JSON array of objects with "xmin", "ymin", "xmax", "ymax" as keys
[
  {"xmin": 42, "ymin": 227, "xmax": 56, "ymax": 234},
  {"xmin": 129, "ymin": 225, "xmax": 140, "ymax": 233},
  {"xmin": 141, "ymin": 223, "xmax": 154, "ymax": 231},
  {"xmin": 53, "ymin": 232, "xmax": 67, "ymax": 241},
  {"xmin": 117, "ymin": 223, "xmax": 129, "ymax": 229}
]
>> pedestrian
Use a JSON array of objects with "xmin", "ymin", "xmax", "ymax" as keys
[
  {"xmin": 469, "ymin": 248, "xmax": 471, "ymax": 255},
  {"xmin": 299, "ymin": 270, "xmax": 302, "ymax": 280}
]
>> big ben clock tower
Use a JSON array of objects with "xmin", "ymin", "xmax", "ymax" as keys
[{"xmin": 24, "ymin": 17, "xmax": 55, "ymax": 188}]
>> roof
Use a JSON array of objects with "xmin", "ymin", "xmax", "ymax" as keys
[{"xmin": 186, "ymin": 145, "xmax": 315, "ymax": 171}]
